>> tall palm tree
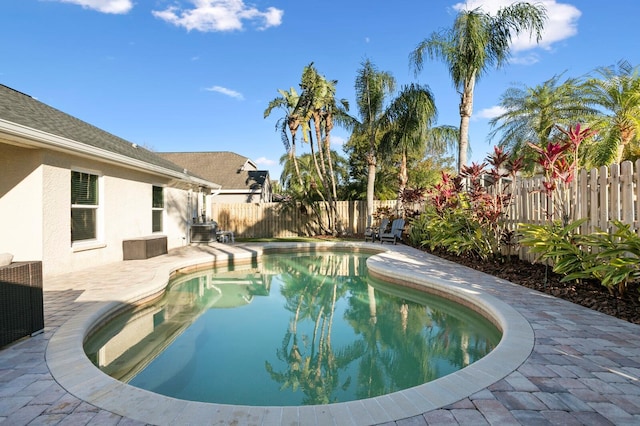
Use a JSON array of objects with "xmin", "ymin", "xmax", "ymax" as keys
[
  {"xmin": 264, "ymin": 88, "xmax": 303, "ymax": 187},
  {"xmin": 318, "ymin": 77, "xmax": 351, "ymax": 206},
  {"xmin": 488, "ymin": 74, "xmax": 598, "ymax": 168},
  {"xmin": 353, "ymin": 59, "xmax": 396, "ymax": 220},
  {"xmin": 410, "ymin": 2, "xmax": 547, "ymax": 173},
  {"xmin": 296, "ymin": 63, "xmax": 351, "ymax": 234},
  {"xmin": 295, "ymin": 65, "xmax": 327, "ymax": 194},
  {"xmin": 379, "ymin": 84, "xmax": 437, "ymax": 216},
  {"xmin": 584, "ymin": 60, "xmax": 640, "ymax": 166}
]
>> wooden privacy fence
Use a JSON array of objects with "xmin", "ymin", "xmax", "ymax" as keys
[
  {"xmin": 502, "ymin": 159, "xmax": 640, "ymax": 235},
  {"xmin": 212, "ymin": 160, "xmax": 639, "ymax": 242},
  {"xmin": 211, "ymin": 200, "xmax": 396, "ymax": 238}
]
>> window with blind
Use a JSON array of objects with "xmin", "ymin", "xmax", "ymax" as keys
[
  {"xmin": 71, "ymin": 171, "xmax": 99, "ymax": 242},
  {"xmin": 152, "ymin": 186, "xmax": 164, "ymax": 232}
]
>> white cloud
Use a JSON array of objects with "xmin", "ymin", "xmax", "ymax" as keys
[
  {"xmin": 255, "ymin": 157, "xmax": 277, "ymax": 166},
  {"xmin": 205, "ymin": 85, "xmax": 244, "ymax": 100},
  {"xmin": 452, "ymin": 1, "xmax": 581, "ymax": 52},
  {"xmin": 152, "ymin": 0, "xmax": 284, "ymax": 32},
  {"xmin": 55, "ymin": 0, "xmax": 133, "ymax": 14},
  {"xmin": 509, "ymin": 53, "xmax": 540, "ymax": 66},
  {"xmin": 474, "ymin": 105, "xmax": 507, "ymax": 120}
]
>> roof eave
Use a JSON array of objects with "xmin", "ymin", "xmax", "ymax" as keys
[{"xmin": 0, "ymin": 119, "xmax": 221, "ymax": 190}]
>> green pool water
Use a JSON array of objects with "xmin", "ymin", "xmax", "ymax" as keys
[{"xmin": 84, "ymin": 252, "xmax": 501, "ymax": 406}]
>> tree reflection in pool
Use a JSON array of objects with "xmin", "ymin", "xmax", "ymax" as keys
[{"xmin": 84, "ymin": 252, "xmax": 501, "ymax": 406}]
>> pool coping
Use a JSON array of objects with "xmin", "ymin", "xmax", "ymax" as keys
[{"xmin": 46, "ymin": 242, "xmax": 534, "ymax": 425}]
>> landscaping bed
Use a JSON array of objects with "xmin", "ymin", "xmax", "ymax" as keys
[{"xmin": 424, "ymin": 248, "xmax": 640, "ymax": 326}]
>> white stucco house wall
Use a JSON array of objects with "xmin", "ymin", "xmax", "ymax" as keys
[{"xmin": 0, "ymin": 84, "xmax": 220, "ymax": 276}]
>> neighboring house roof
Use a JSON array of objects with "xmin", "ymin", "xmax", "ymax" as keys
[
  {"xmin": 158, "ymin": 152, "xmax": 269, "ymax": 192},
  {"xmin": 0, "ymin": 84, "xmax": 219, "ymax": 189}
]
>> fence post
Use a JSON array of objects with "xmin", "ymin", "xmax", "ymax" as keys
[
  {"xmin": 610, "ymin": 163, "xmax": 621, "ymax": 224},
  {"xmin": 599, "ymin": 166, "xmax": 609, "ymax": 231},
  {"xmin": 620, "ymin": 161, "xmax": 634, "ymax": 228},
  {"xmin": 589, "ymin": 168, "xmax": 598, "ymax": 234}
]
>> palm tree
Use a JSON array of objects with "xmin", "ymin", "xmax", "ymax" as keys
[
  {"xmin": 264, "ymin": 87, "xmax": 304, "ymax": 187},
  {"xmin": 410, "ymin": 2, "xmax": 547, "ymax": 173},
  {"xmin": 316, "ymin": 76, "xmax": 351, "ymax": 208},
  {"xmin": 584, "ymin": 60, "xmax": 640, "ymax": 166},
  {"xmin": 378, "ymin": 84, "xmax": 439, "ymax": 217},
  {"xmin": 297, "ymin": 65, "xmax": 330, "ymax": 183},
  {"xmin": 488, "ymin": 74, "xmax": 598, "ymax": 168},
  {"xmin": 296, "ymin": 63, "xmax": 351, "ymax": 234},
  {"xmin": 353, "ymin": 59, "xmax": 396, "ymax": 220}
]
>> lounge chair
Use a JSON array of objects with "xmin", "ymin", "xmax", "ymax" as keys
[
  {"xmin": 379, "ymin": 218, "xmax": 405, "ymax": 244},
  {"xmin": 364, "ymin": 217, "xmax": 389, "ymax": 243}
]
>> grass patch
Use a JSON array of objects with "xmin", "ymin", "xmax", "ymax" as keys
[{"xmin": 236, "ymin": 236, "xmax": 363, "ymax": 243}]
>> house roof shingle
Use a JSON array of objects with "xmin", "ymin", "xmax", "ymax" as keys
[
  {"xmin": 0, "ymin": 84, "xmax": 213, "ymax": 184},
  {"xmin": 158, "ymin": 152, "xmax": 268, "ymax": 191}
]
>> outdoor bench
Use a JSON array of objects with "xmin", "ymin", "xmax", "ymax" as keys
[{"xmin": 122, "ymin": 235, "xmax": 168, "ymax": 260}]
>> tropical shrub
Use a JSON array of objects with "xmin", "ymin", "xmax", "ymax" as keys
[
  {"xmin": 411, "ymin": 147, "xmax": 522, "ymax": 260},
  {"xmin": 565, "ymin": 221, "xmax": 640, "ymax": 295},
  {"xmin": 407, "ymin": 206, "xmax": 435, "ymax": 247},
  {"xmin": 520, "ymin": 219, "xmax": 640, "ymax": 296},
  {"xmin": 519, "ymin": 124, "xmax": 640, "ymax": 296},
  {"xmin": 519, "ymin": 219, "xmax": 592, "ymax": 278}
]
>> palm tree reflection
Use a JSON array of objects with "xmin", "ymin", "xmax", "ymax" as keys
[{"xmin": 265, "ymin": 253, "xmax": 499, "ymax": 405}]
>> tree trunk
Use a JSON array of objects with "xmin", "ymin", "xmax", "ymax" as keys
[
  {"xmin": 396, "ymin": 150, "xmax": 408, "ymax": 218},
  {"xmin": 287, "ymin": 117, "xmax": 304, "ymax": 188},
  {"xmin": 311, "ymin": 115, "xmax": 336, "ymax": 234},
  {"xmin": 324, "ymin": 115, "xmax": 340, "ymax": 234},
  {"xmin": 313, "ymin": 113, "xmax": 327, "ymax": 176},
  {"xmin": 289, "ymin": 135, "xmax": 304, "ymax": 188},
  {"xmin": 458, "ymin": 75, "xmax": 476, "ymax": 173},
  {"xmin": 617, "ymin": 125, "xmax": 635, "ymax": 164},
  {"xmin": 324, "ymin": 114, "xmax": 339, "ymax": 201},
  {"xmin": 615, "ymin": 143, "xmax": 625, "ymax": 165},
  {"xmin": 307, "ymin": 127, "xmax": 333, "ymax": 233}
]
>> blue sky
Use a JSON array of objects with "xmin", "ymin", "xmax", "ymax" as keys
[{"xmin": 2, "ymin": 0, "xmax": 639, "ymax": 181}]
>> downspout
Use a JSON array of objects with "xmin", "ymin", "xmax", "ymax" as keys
[{"xmin": 186, "ymin": 189, "xmax": 193, "ymax": 244}]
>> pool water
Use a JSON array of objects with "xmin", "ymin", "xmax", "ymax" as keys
[{"xmin": 85, "ymin": 252, "xmax": 500, "ymax": 406}]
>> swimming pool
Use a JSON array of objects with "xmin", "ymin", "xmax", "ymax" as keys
[
  {"xmin": 85, "ymin": 251, "xmax": 501, "ymax": 406},
  {"xmin": 47, "ymin": 242, "xmax": 534, "ymax": 425}
]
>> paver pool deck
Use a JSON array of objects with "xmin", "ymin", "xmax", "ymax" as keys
[{"xmin": 2, "ymin": 242, "xmax": 640, "ymax": 425}]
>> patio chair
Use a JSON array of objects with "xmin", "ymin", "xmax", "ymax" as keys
[
  {"xmin": 379, "ymin": 218, "xmax": 405, "ymax": 244},
  {"xmin": 216, "ymin": 230, "xmax": 235, "ymax": 243},
  {"xmin": 364, "ymin": 217, "xmax": 389, "ymax": 243}
]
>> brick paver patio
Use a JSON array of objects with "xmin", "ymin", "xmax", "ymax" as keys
[{"xmin": 2, "ymin": 242, "xmax": 640, "ymax": 425}]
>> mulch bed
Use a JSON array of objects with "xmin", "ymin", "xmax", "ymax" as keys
[{"xmin": 423, "ymin": 247, "xmax": 640, "ymax": 326}]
